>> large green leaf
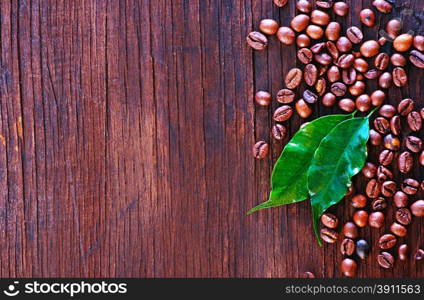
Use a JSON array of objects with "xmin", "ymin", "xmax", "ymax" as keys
[
  {"xmin": 248, "ymin": 114, "xmax": 351, "ymax": 214},
  {"xmin": 308, "ymin": 117, "xmax": 370, "ymax": 246}
]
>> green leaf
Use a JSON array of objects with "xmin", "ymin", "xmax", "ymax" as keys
[
  {"xmin": 308, "ymin": 117, "xmax": 370, "ymax": 246},
  {"xmin": 248, "ymin": 114, "xmax": 351, "ymax": 214}
]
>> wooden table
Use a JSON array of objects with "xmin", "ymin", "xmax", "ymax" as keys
[{"xmin": 0, "ymin": 0, "xmax": 423, "ymax": 278}]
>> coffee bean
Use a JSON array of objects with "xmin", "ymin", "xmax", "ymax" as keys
[
  {"xmin": 274, "ymin": 0, "xmax": 288, "ymax": 7},
  {"xmin": 384, "ymin": 134, "xmax": 400, "ymax": 151},
  {"xmin": 373, "ymin": 0, "xmax": 393, "ymax": 13},
  {"xmin": 375, "ymin": 53, "xmax": 389, "ymax": 70},
  {"xmin": 273, "ymin": 105, "xmax": 293, "ymax": 122},
  {"xmin": 333, "ymin": 2, "xmax": 349, "ymax": 16},
  {"xmin": 285, "ymin": 68, "xmax": 302, "ymax": 89},
  {"xmin": 371, "ymin": 197, "xmax": 387, "ymax": 211},
  {"xmin": 340, "ymin": 258, "xmax": 357, "ymax": 277},
  {"xmin": 306, "ymin": 25, "xmax": 324, "ymax": 40},
  {"xmin": 255, "ymin": 91, "xmax": 272, "ymax": 106},
  {"xmin": 407, "ymin": 111, "xmax": 422, "ymax": 131},
  {"xmin": 343, "ymin": 222, "xmax": 358, "ymax": 239},
  {"xmin": 366, "ymin": 179, "xmax": 381, "ymax": 198},
  {"xmin": 360, "ymin": 40, "xmax": 380, "ymax": 57},
  {"xmin": 311, "ymin": 42, "xmax": 325, "ymax": 54},
  {"xmin": 337, "ymin": 37, "xmax": 352, "ymax": 53},
  {"xmin": 364, "ymin": 69, "xmax": 380, "ymax": 80},
  {"xmin": 303, "ymin": 90, "xmax": 318, "ymax": 104},
  {"xmin": 391, "ymin": 53, "xmax": 407, "ymax": 67},
  {"xmin": 316, "ymin": 0, "xmax": 333, "ymax": 9},
  {"xmin": 315, "ymin": 53, "xmax": 333, "ymax": 65},
  {"xmin": 379, "ymin": 234, "xmax": 397, "ymax": 249},
  {"xmin": 341, "ymin": 238, "xmax": 355, "ymax": 256},
  {"xmin": 351, "ymin": 194, "xmax": 367, "ymax": 208},
  {"xmin": 398, "ymin": 244, "xmax": 408, "ymax": 261},
  {"xmin": 320, "ymin": 228, "xmax": 338, "ymax": 243},
  {"xmin": 356, "ymin": 240, "xmax": 370, "ymax": 259},
  {"xmin": 411, "ymin": 200, "xmax": 424, "ymax": 217},
  {"xmin": 259, "ymin": 19, "xmax": 279, "ymax": 35},
  {"xmin": 338, "ymin": 98, "xmax": 355, "ymax": 113},
  {"xmin": 379, "ymin": 105, "xmax": 396, "ymax": 118},
  {"xmin": 371, "ymin": 90, "xmax": 386, "ymax": 106},
  {"xmin": 398, "ymin": 98, "xmax": 414, "ymax": 116},
  {"xmin": 321, "ymin": 213, "xmax": 338, "ymax": 229},
  {"xmin": 359, "ymin": 9, "xmax": 375, "ymax": 27},
  {"xmin": 311, "ymin": 10, "xmax": 330, "ymax": 26},
  {"xmin": 414, "ymin": 249, "xmax": 424, "ymax": 261},
  {"xmin": 421, "ymin": 108, "xmax": 424, "ymax": 120},
  {"xmin": 295, "ymin": 99, "xmax": 312, "ymax": 119},
  {"xmin": 396, "ymin": 208, "xmax": 412, "ymax": 225},
  {"xmin": 343, "ymin": 69, "xmax": 357, "ymax": 86},
  {"xmin": 301, "ymin": 271, "xmax": 316, "ymax": 278},
  {"xmin": 374, "ymin": 117, "xmax": 390, "ymax": 135},
  {"xmin": 390, "ymin": 222, "xmax": 407, "ymax": 237},
  {"xmin": 382, "ymin": 181, "xmax": 396, "ymax": 197},
  {"xmin": 377, "ymin": 165, "xmax": 393, "ymax": 183},
  {"xmin": 353, "ymin": 210, "xmax": 368, "ymax": 228},
  {"xmin": 247, "ymin": 32, "xmax": 268, "ymax": 50},
  {"xmin": 304, "ymin": 64, "xmax": 318, "ymax": 86},
  {"xmin": 378, "ymin": 252, "xmax": 394, "ymax": 269},
  {"xmin": 356, "ymin": 94, "xmax": 371, "ymax": 112},
  {"xmin": 420, "ymin": 151, "xmax": 424, "ymax": 166},
  {"xmin": 253, "ymin": 141, "xmax": 269, "ymax": 159},
  {"xmin": 331, "ymin": 82, "xmax": 346, "ymax": 97},
  {"xmin": 327, "ymin": 66, "xmax": 340, "ymax": 82},
  {"xmin": 385, "ymin": 19, "xmax": 401, "ymax": 39},
  {"xmin": 379, "ymin": 72, "xmax": 393, "ymax": 89},
  {"xmin": 326, "ymin": 41, "xmax": 339, "ymax": 60},
  {"xmin": 414, "ymin": 35, "xmax": 424, "ymax": 51},
  {"xmin": 346, "ymin": 26, "xmax": 363, "ymax": 44},
  {"xmin": 325, "ymin": 22, "xmax": 341, "ymax": 41},
  {"xmin": 277, "ymin": 27, "xmax": 296, "ymax": 45},
  {"xmin": 369, "ymin": 129, "xmax": 382, "ymax": 146},
  {"xmin": 398, "ymin": 151, "xmax": 413, "ymax": 174},
  {"xmin": 390, "ymin": 116, "xmax": 401, "ymax": 136},
  {"xmin": 369, "ymin": 212, "xmax": 385, "ymax": 228},
  {"xmin": 394, "ymin": 191, "xmax": 408, "ymax": 208},
  {"xmin": 354, "ymin": 58, "xmax": 369, "ymax": 73},
  {"xmin": 322, "ymin": 93, "xmax": 337, "ymax": 107},
  {"xmin": 410, "ymin": 50, "xmax": 424, "ymax": 69},
  {"xmin": 291, "ymin": 14, "xmax": 310, "ymax": 32},
  {"xmin": 379, "ymin": 150, "xmax": 394, "ymax": 166},
  {"xmin": 394, "ymin": 34, "xmax": 413, "ymax": 52},
  {"xmin": 393, "ymin": 67, "xmax": 408, "ymax": 87},
  {"xmin": 297, "ymin": 34, "xmax": 311, "ymax": 48},
  {"xmin": 362, "ymin": 162, "xmax": 377, "ymax": 179},
  {"xmin": 297, "ymin": 48, "xmax": 313, "ymax": 64},
  {"xmin": 277, "ymin": 89, "xmax": 295, "ymax": 104},
  {"xmin": 272, "ymin": 124, "xmax": 287, "ymax": 141},
  {"xmin": 337, "ymin": 54, "xmax": 354, "ymax": 69},
  {"xmin": 405, "ymin": 136, "xmax": 422, "ymax": 153},
  {"xmin": 315, "ymin": 78, "xmax": 327, "ymax": 96},
  {"xmin": 402, "ymin": 178, "xmax": 419, "ymax": 195}
]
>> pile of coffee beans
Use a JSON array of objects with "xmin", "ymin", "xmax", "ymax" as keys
[{"xmin": 248, "ymin": 0, "xmax": 424, "ymax": 277}]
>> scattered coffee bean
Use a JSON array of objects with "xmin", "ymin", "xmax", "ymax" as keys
[
  {"xmin": 371, "ymin": 197, "xmax": 387, "ymax": 211},
  {"xmin": 291, "ymin": 14, "xmax": 310, "ymax": 32},
  {"xmin": 374, "ymin": 117, "xmax": 390, "ymax": 135},
  {"xmin": 356, "ymin": 240, "xmax": 370, "ymax": 260},
  {"xmin": 296, "ymin": 99, "xmax": 312, "ymax": 119},
  {"xmin": 304, "ymin": 64, "xmax": 318, "ymax": 86},
  {"xmin": 272, "ymin": 124, "xmax": 287, "ymax": 141},
  {"xmin": 306, "ymin": 25, "xmax": 324, "ymax": 40},
  {"xmin": 362, "ymin": 162, "xmax": 377, "ymax": 179},
  {"xmin": 338, "ymin": 98, "xmax": 355, "ymax": 113},
  {"xmin": 341, "ymin": 258, "xmax": 357, "ymax": 277},
  {"xmin": 285, "ymin": 68, "xmax": 303, "ymax": 89},
  {"xmin": 360, "ymin": 40, "xmax": 380, "ymax": 57},
  {"xmin": 255, "ymin": 91, "xmax": 272, "ymax": 106},
  {"xmin": 354, "ymin": 58, "xmax": 369, "ymax": 73},
  {"xmin": 407, "ymin": 111, "xmax": 422, "ymax": 131},
  {"xmin": 398, "ymin": 244, "xmax": 408, "ymax": 261},
  {"xmin": 259, "ymin": 19, "xmax": 279, "ymax": 35},
  {"xmin": 274, "ymin": 0, "xmax": 288, "ymax": 7},
  {"xmin": 369, "ymin": 212, "xmax": 385, "ymax": 228},
  {"xmin": 379, "ymin": 72, "xmax": 393, "ymax": 89},
  {"xmin": 379, "ymin": 150, "xmax": 394, "ymax": 166},
  {"xmin": 359, "ymin": 9, "xmax": 375, "ymax": 27},
  {"xmin": 343, "ymin": 222, "xmax": 358, "ymax": 239},
  {"xmin": 379, "ymin": 105, "xmax": 396, "ymax": 118},
  {"xmin": 390, "ymin": 222, "xmax": 407, "ymax": 237},
  {"xmin": 392, "ymin": 67, "xmax": 408, "ymax": 87},
  {"xmin": 384, "ymin": 134, "xmax": 400, "ymax": 151},
  {"xmin": 356, "ymin": 94, "xmax": 371, "ymax": 112},
  {"xmin": 379, "ymin": 234, "xmax": 397, "ymax": 249},
  {"xmin": 391, "ymin": 53, "xmax": 407, "ymax": 67},
  {"xmin": 331, "ymin": 82, "xmax": 347, "ymax": 96},
  {"xmin": 320, "ymin": 227, "xmax": 338, "ymax": 243},
  {"xmin": 398, "ymin": 98, "xmax": 414, "ymax": 116},
  {"xmin": 343, "ymin": 69, "xmax": 357, "ymax": 86},
  {"xmin": 322, "ymin": 93, "xmax": 337, "ymax": 107},
  {"xmin": 247, "ymin": 32, "xmax": 268, "ymax": 50},
  {"xmin": 389, "ymin": 116, "xmax": 401, "ymax": 136},
  {"xmin": 364, "ymin": 69, "xmax": 380, "ymax": 80},
  {"xmin": 327, "ymin": 66, "xmax": 341, "ymax": 82},
  {"xmin": 277, "ymin": 27, "xmax": 296, "ymax": 45},
  {"xmin": 311, "ymin": 10, "xmax": 330, "ymax": 26},
  {"xmin": 373, "ymin": 0, "xmax": 393, "ymax": 13},
  {"xmin": 315, "ymin": 78, "xmax": 327, "ymax": 96},
  {"xmin": 394, "ymin": 34, "xmax": 414, "ymax": 52},
  {"xmin": 311, "ymin": 43, "xmax": 326, "ymax": 54},
  {"xmin": 315, "ymin": 53, "xmax": 333, "ymax": 65},
  {"xmin": 333, "ymin": 2, "xmax": 349, "ymax": 16},
  {"xmin": 298, "ymin": 48, "xmax": 313, "ymax": 64},
  {"xmin": 375, "ymin": 53, "xmax": 389, "ymax": 70},
  {"xmin": 377, "ymin": 165, "xmax": 393, "ymax": 182},
  {"xmin": 277, "ymin": 89, "xmax": 295, "ymax": 104},
  {"xmin": 341, "ymin": 238, "xmax": 355, "ymax": 256},
  {"xmin": 316, "ymin": 0, "xmax": 333, "ymax": 9},
  {"xmin": 297, "ymin": 34, "xmax": 311, "ymax": 48},
  {"xmin": 253, "ymin": 141, "xmax": 269, "ymax": 159},
  {"xmin": 351, "ymin": 194, "xmax": 367, "ymax": 208},
  {"xmin": 402, "ymin": 178, "xmax": 419, "ymax": 195},
  {"xmin": 321, "ymin": 213, "xmax": 339, "ymax": 229},
  {"xmin": 301, "ymin": 271, "xmax": 316, "ymax": 278},
  {"xmin": 338, "ymin": 54, "xmax": 354, "ymax": 69},
  {"xmin": 378, "ymin": 252, "xmax": 394, "ymax": 269},
  {"xmin": 337, "ymin": 37, "xmax": 353, "ymax": 53},
  {"xmin": 369, "ymin": 129, "xmax": 382, "ymax": 146},
  {"xmin": 382, "ymin": 181, "xmax": 396, "ymax": 197},
  {"xmin": 396, "ymin": 208, "xmax": 412, "ymax": 225},
  {"xmin": 370, "ymin": 90, "xmax": 386, "ymax": 106},
  {"xmin": 303, "ymin": 90, "xmax": 318, "ymax": 104},
  {"xmin": 274, "ymin": 105, "xmax": 293, "ymax": 122},
  {"xmin": 366, "ymin": 179, "xmax": 381, "ymax": 198},
  {"xmin": 325, "ymin": 22, "xmax": 341, "ymax": 41},
  {"xmin": 414, "ymin": 35, "xmax": 424, "ymax": 51},
  {"xmin": 411, "ymin": 200, "xmax": 424, "ymax": 217},
  {"xmin": 410, "ymin": 50, "xmax": 424, "ymax": 69},
  {"xmin": 394, "ymin": 191, "xmax": 408, "ymax": 208},
  {"xmin": 405, "ymin": 136, "xmax": 422, "ymax": 153},
  {"xmin": 398, "ymin": 151, "xmax": 413, "ymax": 174},
  {"xmin": 353, "ymin": 210, "xmax": 368, "ymax": 228},
  {"xmin": 385, "ymin": 19, "xmax": 401, "ymax": 39},
  {"xmin": 327, "ymin": 41, "xmax": 339, "ymax": 60},
  {"xmin": 420, "ymin": 151, "xmax": 424, "ymax": 166}
]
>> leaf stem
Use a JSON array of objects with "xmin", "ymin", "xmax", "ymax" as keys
[
  {"xmin": 351, "ymin": 110, "xmax": 358, "ymax": 117},
  {"xmin": 367, "ymin": 106, "xmax": 381, "ymax": 118}
]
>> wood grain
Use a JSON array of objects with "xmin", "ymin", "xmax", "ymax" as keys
[{"xmin": 0, "ymin": 0, "xmax": 423, "ymax": 278}]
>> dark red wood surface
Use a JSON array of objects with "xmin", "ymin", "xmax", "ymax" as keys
[{"xmin": 0, "ymin": 0, "xmax": 423, "ymax": 278}]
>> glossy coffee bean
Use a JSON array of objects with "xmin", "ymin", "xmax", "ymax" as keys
[
  {"xmin": 391, "ymin": 53, "xmax": 407, "ymax": 67},
  {"xmin": 322, "ymin": 93, "xmax": 337, "ymax": 107},
  {"xmin": 407, "ymin": 111, "xmax": 422, "ymax": 131},
  {"xmin": 321, "ymin": 213, "xmax": 339, "ymax": 229},
  {"xmin": 331, "ymin": 82, "xmax": 346, "ymax": 96},
  {"xmin": 354, "ymin": 58, "xmax": 369, "ymax": 73},
  {"xmin": 369, "ymin": 129, "xmax": 382, "ymax": 146},
  {"xmin": 398, "ymin": 98, "xmax": 414, "ymax": 116},
  {"xmin": 414, "ymin": 35, "xmax": 424, "ymax": 51},
  {"xmin": 410, "ymin": 50, "xmax": 424, "ymax": 69},
  {"xmin": 379, "ymin": 150, "xmax": 394, "ymax": 166},
  {"xmin": 393, "ymin": 34, "xmax": 413, "ymax": 52},
  {"xmin": 327, "ymin": 41, "xmax": 339, "ymax": 60},
  {"xmin": 377, "ymin": 165, "xmax": 393, "ymax": 183},
  {"xmin": 259, "ymin": 19, "xmax": 279, "ymax": 35},
  {"xmin": 255, "ymin": 91, "xmax": 272, "ymax": 106},
  {"xmin": 374, "ymin": 117, "xmax": 390, "ymax": 135},
  {"xmin": 327, "ymin": 66, "xmax": 341, "ymax": 82},
  {"xmin": 353, "ymin": 210, "xmax": 368, "ymax": 228},
  {"xmin": 333, "ymin": 2, "xmax": 349, "ymax": 16},
  {"xmin": 362, "ymin": 162, "xmax": 377, "ymax": 179},
  {"xmin": 272, "ymin": 124, "xmax": 287, "ymax": 141},
  {"xmin": 378, "ymin": 37, "xmax": 387, "ymax": 46},
  {"xmin": 379, "ymin": 72, "xmax": 393, "ymax": 89},
  {"xmin": 315, "ymin": 53, "xmax": 333, "ymax": 65},
  {"xmin": 311, "ymin": 10, "xmax": 330, "ymax": 26},
  {"xmin": 378, "ymin": 252, "xmax": 394, "ymax": 269},
  {"xmin": 390, "ymin": 116, "xmax": 401, "ymax": 136},
  {"xmin": 366, "ymin": 179, "xmax": 381, "ymax": 199},
  {"xmin": 405, "ymin": 136, "xmax": 422, "ymax": 153},
  {"xmin": 304, "ymin": 64, "xmax": 318, "ymax": 86},
  {"xmin": 392, "ymin": 67, "xmax": 408, "ymax": 87},
  {"xmin": 379, "ymin": 234, "xmax": 397, "ymax": 249},
  {"xmin": 372, "ymin": 0, "xmax": 393, "ymax": 13},
  {"xmin": 315, "ymin": 78, "xmax": 326, "ymax": 96},
  {"xmin": 274, "ymin": 0, "xmax": 288, "ymax": 7},
  {"xmin": 411, "ymin": 200, "xmax": 424, "ymax": 217},
  {"xmin": 277, "ymin": 89, "xmax": 295, "ymax": 104},
  {"xmin": 337, "ymin": 37, "xmax": 352, "ymax": 52},
  {"xmin": 337, "ymin": 54, "xmax": 354, "ymax": 69},
  {"xmin": 338, "ymin": 98, "xmax": 355, "ymax": 113},
  {"xmin": 295, "ymin": 0, "xmax": 312, "ymax": 13},
  {"xmin": 364, "ymin": 69, "xmax": 380, "ymax": 80},
  {"xmin": 351, "ymin": 194, "xmax": 367, "ymax": 208},
  {"xmin": 398, "ymin": 151, "xmax": 413, "ymax": 174},
  {"xmin": 320, "ymin": 228, "xmax": 338, "ymax": 243},
  {"xmin": 375, "ymin": 53, "xmax": 389, "ymax": 70},
  {"xmin": 296, "ymin": 34, "xmax": 311, "ymax": 48},
  {"xmin": 369, "ymin": 212, "xmax": 385, "ymax": 228},
  {"xmin": 343, "ymin": 222, "xmax": 358, "ymax": 239},
  {"xmin": 356, "ymin": 240, "xmax": 370, "ymax": 260},
  {"xmin": 298, "ymin": 48, "xmax": 313, "ymax": 64},
  {"xmin": 301, "ymin": 271, "xmax": 316, "ymax": 278},
  {"xmin": 306, "ymin": 25, "xmax": 324, "ymax": 40},
  {"xmin": 394, "ymin": 191, "xmax": 408, "ymax": 208},
  {"xmin": 372, "ymin": 197, "xmax": 387, "ymax": 211},
  {"xmin": 381, "ymin": 181, "xmax": 396, "ymax": 197},
  {"xmin": 415, "ymin": 249, "xmax": 424, "ymax": 261},
  {"xmin": 247, "ymin": 32, "xmax": 268, "ymax": 50},
  {"xmin": 310, "ymin": 42, "xmax": 325, "ymax": 54},
  {"xmin": 384, "ymin": 134, "xmax": 400, "ymax": 151},
  {"xmin": 291, "ymin": 14, "xmax": 310, "ymax": 32},
  {"xmin": 386, "ymin": 19, "xmax": 402, "ymax": 39},
  {"xmin": 341, "ymin": 238, "xmax": 355, "ymax": 256},
  {"xmin": 379, "ymin": 105, "xmax": 396, "ymax": 118},
  {"xmin": 356, "ymin": 94, "xmax": 371, "ymax": 112},
  {"xmin": 371, "ymin": 90, "xmax": 386, "ymax": 106},
  {"xmin": 402, "ymin": 178, "xmax": 419, "ymax": 195},
  {"xmin": 360, "ymin": 40, "xmax": 380, "ymax": 57},
  {"xmin": 303, "ymin": 90, "xmax": 318, "ymax": 104},
  {"xmin": 359, "ymin": 9, "xmax": 375, "ymax": 27},
  {"xmin": 325, "ymin": 22, "xmax": 341, "ymax": 41},
  {"xmin": 253, "ymin": 141, "xmax": 269, "ymax": 159},
  {"xmin": 277, "ymin": 27, "xmax": 296, "ymax": 45},
  {"xmin": 390, "ymin": 222, "xmax": 407, "ymax": 237},
  {"xmin": 274, "ymin": 105, "xmax": 293, "ymax": 122},
  {"xmin": 343, "ymin": 69, "xmax": 357, "ymax": 86},
  {"xmin": 295, "ymin": 99, "xmax": 312, "ymax": 119},
  {"xmin": 316, "ymin": 0, "xmax": 333, "ymax": 9},
  {"xmin": 420, "ymin": 151, "xmax": 424, "ymax": 166},
  {"xmin": 398, "ymin": 244, "xmax": 408, "ymax": 261},
  {"xmin": 396, "ymin": 208, "xmax": 412, "ymax": 225},
  {"xmin": 285, "ymin": 68, "xmax": 302, "ymax": 89},
  {"xmin": 341, "ymin": 258, "xmax": 357, "ymax": 277}
]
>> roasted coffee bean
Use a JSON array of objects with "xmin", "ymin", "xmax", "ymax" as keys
[
  {"xmin": 414, "ymin": 249, "xmax": 424, "ymax": 261},
  {"xmin": 398, "ymin": 98, "xmax": 414, "ymax": 116},
  {"xmin": 390, "ymin": 222, "xmax": 407, "ymax": 237},
  {"xmin": 337, "ymin": 37, "xmax": 352, "ymax": 53},
  {"xmin": 274, "ymin": 0, "xmax": 288, "ymax": 7},
  {"xmin": 360, "ymin": 40, "xmax": 380, "ymax": 57},
  {"xmin": 338, "ymin": 98, "xmax": 355, "ymax": 113},
  {"xmin": 353, "ymin": 210, "xmax": 368, "ymax": 228},
  {"xmin": 394, "ymin": 34, "xmax": 414, "ymax": 52},
  {"xmin": 384, "ymin": 134, "xmax": 400, "ymax": 151},
  {"xmin": 315, "ymin": 78, "xmax": 327, "ymax": 96},
  {"xmin": 327, "ymin": 66, "xmax": 341, "ymax": 82},
  {"xmin": 311, "ymin": 42, "xmax": 326, "ymax": 54},
  {"xmin": 277, "ymin": 27, "xmax": 296, "ymax": 45},
  {"xmin": 322, "ymin": 93, "xmax": 337, "ymax": 107},
  {"xmin": 331, "ymin": 82, "xmax": 346, "ymax": 96},
  {"xmin": 333, "ymin": 1, "xmax": 349, "ymax": 16},
  {"xmin": 303, "ymin": 90, "xmax": 318, "ymax": 104},
  {"xmin": 375, "ymin": 53, "xmax": 389, "ymax": 70},
  {"xmin": 306, "ymin": 25, "xmax": 324, "ymax": 40},
  {"xmin": 295, "ymin": 0, "xmax": 312, "ymax": 12},
  {"xmin": 385, "ymin": 19, "xmax": 401, "ymax": 39},
  {"xmin": 379, "ymin": 72, "xmax": 393, "ymax": 89},
  {"xmin": 391, "ymin": 53, "xmax": 407, "ymax": 67},
  {"xmin": 407, "ymin": 111, "xmax": 422, "ymax": 131},
  {"xmin": 285, "ymin": 68, "xmax": 302, "ymax": 89},
  {"xmin": 253, "ymin": 141, "xmax": 269, "ymax": 159},
  {"xmin": 320, "ymin": 228, "xmax": 338, "ymax": 243},
  {"xmin": 311, "ymin": 10, "xmax": 330, "ymax": 26},
  {"xmin": 369, "ymin": 212, "xmax": 385, "ymax": 228},
  {"xmin": 255, "ymin": 91, "xmax": 272, "ymax": 106},
  {"xmin": 366, "ymin": 179, "xmax": 381, "ymax": 198},
  {"xmin": 411, "ymin": 200, "xmax": 424, "ymax": 217},
  {"xmin": 341, "ymin": 238, "xmax": 355, "ymax": 256},
  {"xmin": 379, "ymin": 150, "xmax": 394, "ymax": 166},
  {"xmin": 393, "ymin": 67, "xmax": 408, "ymax": 87},
  {"xmin": 325, "ymin": 22, "xmax": 341, "ymax": 41},
  {"xmin": 410, "ymin": 50, "xmax": 424, "ymax": 69},
  {"xmin": 394, "ymin": 191, "xmax": 408, "ymax": 208},
  {"xmin": 354, "ymin": 58, "xmax": 369, "ymax": 73},
  {"xmin": 337, "ymin": 54, "xmax": 354, "ymax": 69},
  {"xmin": 321, "ymin": 213, "xmax": 339, "ymax": 229},
  {"xmin": 362, "ymin": 162, "xmax": 377, "ymax": 179},
  {"xmin": 420, "ymin": 151, "xmax": 424, "ymax": 166},
  {"xmin": 359, "ymin": 9, "xmax": 375, "ymax": 27},
  {"xmin": 343, "ymin": 222, "xmax": 358, "ymax": 239},
  {"xmin": 372, "ymin": 197, "xmax": 387, "ymax": 211},
  {"xmin": 326, "ymin": 41, "xmax": 339, "ymax": 60},
  {"xmin": 291, "ymin": 14, "xmax": 310, "ymax": 32},
  {"xmin": 273, "ymin": 105, "xmax": 293, "ymax": 122},
  {"xmin": 369, "ymin": 129, "xmax": 382, "ymax": 146},
  {"xmin": 351, "ymin": 194, "xmax": 367, "ymax": 208},
  {"xmin": 379, "ymin": 105, "xmax": 396, "ymax": 118},
  {"xmin": 398, "ymin": 151, "xmax": 413, "ymax": 174},
  {"xmin": 390, "ymin": 116, "xmax": 401, "ymax": 136},
  {"xmin": 295, "ymin": 99, "xmax": 312, "ymax": 119},
  {"xmin": 315, "ymin": 53, "xmax": 333, "ymax": 65},
  {"xmin": 301, "ymin": 271, "xmax": 316, "ymax": 278},
  {"xmin": 259, "ymin": 19, "xmax": 279, "ymax": 35},
  {"xmin": 377, "ymin": 165, "xmax": 393, "ymax": 183},
  {"xmin": 364, "ymin": 69, "xmax": 380, "ymax": 80},
  {"xmin": 346, "ymin": 27, "xmax": 363, "ymax": 44},
  {"xmin": 343, "ymin": 69, "xmax": 357, "ymax": 86},
  {"xmin": 414, "ymin": 35, "xmax": 424, "ymax": 51},
  {"xmin": 297, "ymin": 34, "xmax": 311, "ymax": 48},
  {"xmin": 371, "ymin": 90, "xmax": 386, "ymax": 106},
  {"xmin": 356, "ymin": 94, "xmax": 371, "ymax": 112},
  {"xmin": 341, "ymin": 258, "xmax": 357, "ymax": 277},
  {"xmin": 374, "ymin": 117, "xmax": 390, "ymax": 135},
  {"xmin": 297, "ymin": 48, "xmax": 313, "ymax": 64},
  {"xmin": 378, "ymin": 252, "xmax": 394, "ymax": 269},
  {"xmin": 379, "ymin": 37, "xmax": 387, "ymax": 46},
  {"xmin": 356, "ymin": 240, "xmax": 370, "ymax": 259},
  {"xmin": 405, "ymin": 136, "xmax": 422, "ymax": 153},
  {"xmin": 396, "ymin": 208, "xmax": 412, "ymax": 225},
  {"xmin": 373, "ymin": 0, "xmax": 393, "ymax": 13},
  {"xmin": 304, "ymin": 64, "xmax": 318, "ymax": 86},
  {"xmin": 398, "ymin": 244, "xmax": 409, "ymax": 261},
  {"xmin": 402, "ymin": 178, "xmax": 419, "ymax": 195},
  {"xmin": 316, "ymin": 0, "xmax": 333, "ymax": 9},
  {"xmin": 379, "ymin": 234, "xmax": 397, "ymax": 249},
  {"xmin": 272, "ymin": 124, "xmax": 287, "ymax": 141},
  {"xmin": 277, "ymin": 89, "xmax": 295, "ymax": 104},
  {"xmin": 382, "ymin": 181, "xmax": 396, "ymax": 197},
  {"xmin": 247, "ymin": 32, "xmax": 268, "ymax": 50}
]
